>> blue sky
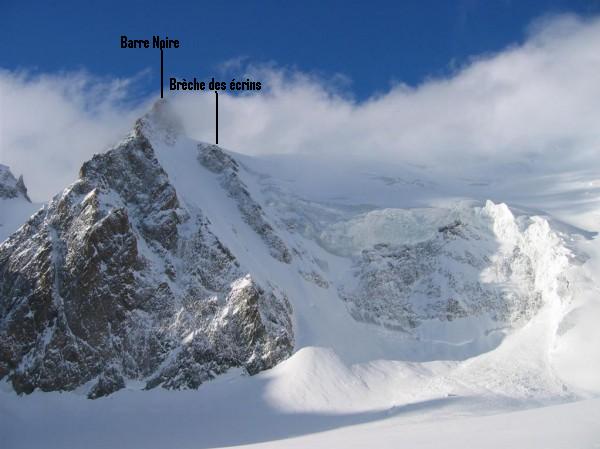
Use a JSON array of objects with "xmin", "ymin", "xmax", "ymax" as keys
[{"xmin": 2, "ymin": 0, "xmax": 600, "ymax": 100}]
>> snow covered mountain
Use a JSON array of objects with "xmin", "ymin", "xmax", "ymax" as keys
[
  {"xmin": 0, "ymin": 100, "xmax": 593, "ymax": 411},
  {"xmin": 0, "ymin": 165, "xmax": 29, "ymax": 202},
  {"xmin": 0, "ymin": 165, "xmax": 37, "ymax": 242}
]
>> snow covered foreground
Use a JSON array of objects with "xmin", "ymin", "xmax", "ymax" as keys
[
  {"xmin": 225, "ymin": 398, "xmax": 600, "ymax": 449},
  {"xmin": 1, "ymin": 369, "xmax": 599, "ymax": 449},
  {"xmin": 2, "ymin": 102, "xmax": 600, "ymax": 447}
]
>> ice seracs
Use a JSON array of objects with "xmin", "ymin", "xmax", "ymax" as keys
[{"xmin": 338, "ymin": 201, "xmax": 571, "ymax": 343}]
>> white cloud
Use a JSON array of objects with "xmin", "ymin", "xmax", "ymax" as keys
[
  {"xmin": 170, "ymin": 14, "xmax": 600, "ymax": 180},
  {"xmin": 2, "ymin": 14, "xmax": 600, "ymax": 201},
  {"xmin": 0, "ymin": 70, "xmax": 151, "ymax": 201}
]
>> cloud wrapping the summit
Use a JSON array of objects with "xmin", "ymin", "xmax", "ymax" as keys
[{"xmin": 1, "ymin": 14, "xmax": 600, "ymax": 200}]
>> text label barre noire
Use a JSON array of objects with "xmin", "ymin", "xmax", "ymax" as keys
[{"xmin": 120, "ymin": 35, "xmax": 180, "ymax": 49}]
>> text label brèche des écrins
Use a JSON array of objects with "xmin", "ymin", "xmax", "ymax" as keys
[{"xmin": 170, "ymin": 77, "xmax": 262, "ymax": 92}]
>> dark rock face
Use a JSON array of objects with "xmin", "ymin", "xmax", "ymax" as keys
[
  {"xmin": 146, "ymin": 278, "xmax": 293, "ymax": 389},
  {"xmin": 0, "ymin": 124, "xmax": 293, "ymax": 398},
  {"xmin": 198, "ymin": 143, "xmax": 292, "ymax": 264}
]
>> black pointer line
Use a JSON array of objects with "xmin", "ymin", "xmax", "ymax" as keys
[
  {"xmin": 216, "ymin": 91, "xmax": 219, "ymax": 145},
  {"xmin": 160, "ymin": 49, "xmax": 164, "ymax": 99}
]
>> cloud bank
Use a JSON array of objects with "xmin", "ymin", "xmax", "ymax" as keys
[
  {"xmin": 2, "ymin": 14, "xmax": 600, "ymax": 201},
  {"xmin": 0, "ymin": 71, "xmax": 150, "ymax": 201},
  {"xmin": 184, "ymin": 14, "xmax": 600, "ymax": 169}
]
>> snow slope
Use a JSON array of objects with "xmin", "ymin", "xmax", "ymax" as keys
[{"xmin": 227, "ymin": 398, "xmax": 600, "ymax": 449}]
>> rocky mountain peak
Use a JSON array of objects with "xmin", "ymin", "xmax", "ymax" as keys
[
  {"xmin": 134, "ymin": 99, "xmax": 184, "ymax": 145},
  {"xmin": 0, "ymin": 165, "xmax": 31, "ymax": 202},
  {"xmin": 0, "ymin": 109, "xmax": 293, "ymax": 398}
]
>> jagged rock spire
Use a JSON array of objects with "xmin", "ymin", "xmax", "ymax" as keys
[{"xmin": 0, "ymin": 164, "xmax": 31, "ymax": 202}]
